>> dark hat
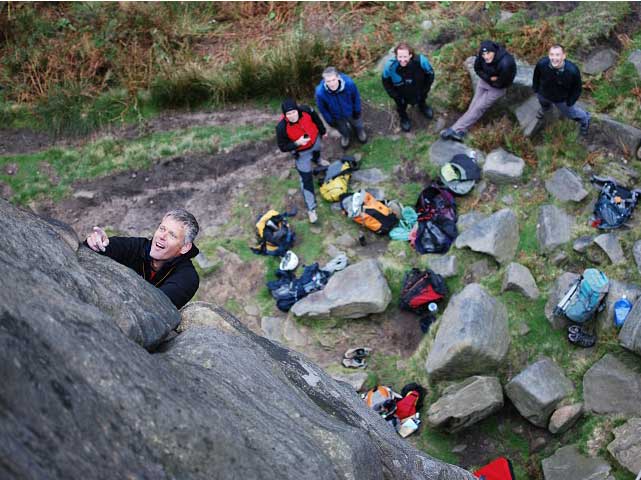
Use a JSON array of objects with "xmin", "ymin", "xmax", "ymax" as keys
[
  {"xmin": 480, "ymin": 40, "xmax": 498, "ymax": 54},
  {"xmin": 281, "ymin": 98, "xmax": 298, "ymax": 114}
]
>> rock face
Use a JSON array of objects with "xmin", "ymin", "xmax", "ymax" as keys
[
  {"xmin": 291, "ymin": 259, "xmax": 391, "ymax": 319},
  {"xmin": 596, "ymin": 279, "xmax": 641, "ymax": 332},
  {"xmin": 0, "ymin": 199, "xmax": 476, "ymax": 480},
  {"xmin": 427, "ymin": 376, "xmax": 504, "ymax": 433},
  {"xmin": 619, "ymin": 299, "xmax": 641, "ymax": 356},
  {"xmin": 593, "ymin": 233, "xmax": 626, "ymax": 264},
  {"xmin": 502, "ymin": 262, "xmax": 540, "ymax": 299},
  {"xmin": 542, "ymin": 445, "xmax": 612, "ymax": 480},
  {"xmin": 504, "ymin": 357, "xmax": 573, "ymax": 427},
  {"xmin": 584, "ymin": 354, "xmax": 641, "ymax": 415},
  {"xmin": 455, "ymin": 209, "xmax": 519, "ymax": 264},
  {"xmin": 545, "ymin": 272, "xmax": 580, "ymax": 330},
  {"xmin": 537, "ymin": 205, "xmax": 574, "ymax": 252},
  {"xmin": 607, "ymin": 417, "xmax": 641, "ymax": 475},
  {"xmin": 425, "ymin": 284, "xmax": 510, "ymax": 381},
  {"xmin": 545, "ymin": 168, "xmax": 588, "ymax": 202},
  {"xmin": 593, "ymin": 113, "xmax": 641, "ymax": 160},
  {"xmin": 583, "ymin": 48, "xmax": 618, "ymax": 75},
  {"xmin": 482, "ymin": 148, "xmax": 525, "ymax": 184},
  {"xmin": 428, "ymin": 138, "xmax": 484, "ymax": 167},
  {"xmin": 548, "ymin": 403, "xmax": 583, "ymax": 435}
]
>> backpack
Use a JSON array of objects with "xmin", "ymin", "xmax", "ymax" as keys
[
  {"xmin": 319, "ymin": 157, "xmax": 358, "ymax": 202},
  {"xmin": 399, "ymin": 268, "xmax": 448, "ymax": 314},
  {"xmin": 396, "ymin": 382, "xmax": 427, "ymax": 419},
  {"xmin": 413, "ymin": 184, "xmax": 458, "ymax": 254},
  {"xmin": 554, "ymin": 268, "xmax": 609, "ymax": 324},
  {"xmin": 473, "ymin": 457, "xmax": 515, "ymax": 480},
  {"xmin": 340, "ymin": 190, "xmax": 399, "ymax": 234},
  {"xmin": 251, "ymin": 210, "xmax": 295, "ymax": 256},
  {"xmin": 590, "ymin": 177, "xmax": 640, "ymax": 230},
  {"xmin": 266, "ymin": 263, "xmax": 330, "ymax": 312},
  {"xmin": 364, "ymin": 386, "xmax": 401, "ymax": 419},
  {"xmin": 439, "ymin": 153, "xmax": 481, "ymax": 196}
]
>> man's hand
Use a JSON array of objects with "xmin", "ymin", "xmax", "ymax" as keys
[
  {"xmin": 322, "ymin": 133, "xmax": 328, "ymax": 139},
  {"xmin": 294, "ymin": 135, "xmax": 309, "ymax": 146},
  {"xmin": 490, "ymin": 76, "xmax": 498, "ymax": 81},
  {"xmin": 86, "ymin": 226, "xmax": 109, "ymax": 252}
]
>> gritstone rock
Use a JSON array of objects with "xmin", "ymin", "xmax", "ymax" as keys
[
  {"xmin": 607, "ymin": 417, "xmax": 641, "ymax": 475},
  {"xmin": 504, "ymin": 357, "xmax": 573, "ymax": 427},
  {"xmin": 425, "ymin": 283, "xmax": 510, "ymax": 381},
  {"xmin": 542, "ymin": 445, "xmax": 612, "ymax": 480},
  {"xmin": 455, "ymin": 208, "xmax": 519, "ymax": 264},
  {"xmin": 536, "ymin": 205, "xmax": 574, "ymax": 252},
  {"xmin": 583, "ymin": 48, "xmax": 618, "ymax": 75},
  {"xmin": 544, "ymin": 272, "xmax": 581, "ymax": 330},
  {"xmin": 427, "ymin": 255, "xmax": 458, "ymax": 278},
  {"xmin": 619, "ymin": 300, "xmax": 641, "ymax": 356},
  {"xmin": 593, "ymin": 233, "xmax": 625, "ymax": 264},
  {"xmin": 584, "ymin": 353, "xmax": 641, "ymax": 415},
  {"xmin": 596, "ymin": 279, "xmax": 641, "ymax": 332},
  {"xmin": 545, "ymin": 168, "xmax": 588, "ymax": 202},
  {"xmin": 502, "ymin": 262, "xmax": 540, "ymax": 299},
  {"xmin": 429, "ymin": 138, "xmax": 485, "ymax": 167},
  {"xmin": 483, "ymin": 148, "xmax": 525, "ymax": 184},
  {"xmin": 548, "ymin": 403, "xmax": 583, "ymax": 435}
]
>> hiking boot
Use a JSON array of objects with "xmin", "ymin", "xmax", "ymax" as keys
[
  {"xmin": 340, "ymin": 135, "xmax": 350, "ymax": 149},
  {"xmin": 536, "ymin": 108, "xmax": 549, "ymax": 120},
  {"xmin": 400, "ymin": 117, "xmax": 412, "ymax": 132},
  {"xmin": 344, "ymin": 347, "xmax": 372, "ymax": 359},
  {"xmin": 419, "ymin": 104, "xmax": 434, "ymax": 120},
  {"xmin": 342, "ymin": 357, "xmax": 367, "ymax": 369},
  {"xmin": 568, "ymin": 329, "xmax": 596, "ymax": 348},
  {"xmin": 307, "ymin": 209, "xmax": 318, "ymax": 224},
  {"xmin": 356, "ymin": 128, "xmax": 368, "ymax": 144},
  {"xmin": 317, "ymin": 158, "xmax": 330, "ymax": 167},
  {"xmin": 440, "ymin": 128, "xmax": 465, "ymax": 142},
  {"xmin": 580, "ymin": 115, "xmax": 591, "ymax": 137}
]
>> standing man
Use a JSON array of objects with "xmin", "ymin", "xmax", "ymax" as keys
[
  {"xmin": 315, "ymin": 66, "xmax": 367, "ymax": 149},
  {"xmin": 441, "ymin": 40, "xmax": 516, "ymax": 142},
  {"xmin": 85, "ymin": 208, "xmax": 200, "ymax": 309},
  {"xmin": 382, "ymin": 42, "xmax": 435, "ymax": 132},
  {"xmin": 276, "ymin": 98, "xmax": 328, "ymax": 224},
  {"xmin": 532, "ymin": 44, "xmax": 590, "ymax": 136}
]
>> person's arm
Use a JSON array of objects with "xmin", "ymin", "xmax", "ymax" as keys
[
  {"xmin": 382, "ymin": 60, "xmax": 401, "ymax": 100},
  {"xmin": 276, "ymin": 121, "xmax": 298, "ymax": 153},
  {"xmin": 315, "ymin": 87, "xmax": 335, "ymax": 126},
  {"xmin": 473, "ymin": 55, "xmax": 490, "ymax": 83},
  {"xmin": 158, "ymin": 264, "xmax": 199, "ymax": 309},
  {"xmin": 306, "ymin": 106, "xmax": 327, "ymax": 136},
  {"xmin": 496, "ymin": 55, "xmax": 517, "ymax": 89},
  {"xmin": 85, "ymin": 228, "xmax": 142, "ymax": 264},
  {"xmin": 567, "ymin": 66, "xmax": 582, "ymax": 106},
  {"xmin": 532, "ymin": 61, "xmax": 541, "ymax": 94},
  {"xmin": 349, "ymin": 79, "xmax": 362, "ymax": 119},
  {"xmin": 419, "ymin": 54, "xmax": 435, "ymax": 93}
]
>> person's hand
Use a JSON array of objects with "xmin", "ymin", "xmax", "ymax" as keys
[
  {"xmin": 322, "ymin": 133, "xmax": 329, "ymax": 139},
  {"xmin": 294, "ymin": 135, "xmax": 308, "ymax": 146},
  {"xmin": 490, "ymin": 76, "xmax": 498, "ymax": 81},
  {"xmin": 86, "ymin": 226, "xmax": 109, "ymax": 252}
]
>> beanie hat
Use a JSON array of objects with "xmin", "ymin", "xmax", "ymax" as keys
[
  {"xmin": 480, "ymin": 40, "xmax": 498, "ymax": 54},
  {"xmin": 281, "ymin": 98, "xmax": 298, "ymax": 114}
]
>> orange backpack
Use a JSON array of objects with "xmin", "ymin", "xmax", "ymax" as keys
[{"xmin": 341, "ymin": 190, "xmax": 399, "ymax": 234}]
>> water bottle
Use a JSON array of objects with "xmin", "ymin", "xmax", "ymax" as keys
[{"xmin": 614, "ymin": 295, "xmax": 632, "ymax": 328}]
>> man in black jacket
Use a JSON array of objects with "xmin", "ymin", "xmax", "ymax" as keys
[
  {"xmin": 441, "ymin": 40, "xmax": 517, "ymax": 142},
  {"xmin": 533, "ymin": 44, "xmax": 590, "ymax": 136},
  {"xmin": 85, "ymin": 208, "xmax": 200, "ymax": 309}
]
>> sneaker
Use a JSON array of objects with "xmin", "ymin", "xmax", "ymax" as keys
[
  {"xmin": 356, "ymin": 128, "xmax": 368, "ymax": 144},
  {"xmin": 344, "ymin": 347, "xmax": 372, "ymax": 359},
  {"xmin": 580, "ymin": 115, "xmax": 591, "ymax": 136},
  {"xmin": 317, "ymin": 158, "xmax": 330, "ymax": 167},
  {"xmin": 340, "ymin": 135, "xmax": 350, "ymax": 149},
  {"xmin": 568, "ymin": 329, "xmax": 596, "ymax": 348},
  {"xmin": 307, "ymin": 209, "xmax": 318, "ymax": 224},
  {"xmin": 536, "ymin": 108, "xmax": 548, "ymax": 120},
  {"xmin": 567, "ymin": 324, "xmax": 581, "ymax": 335},
  {"xmin": 400, "ymin": 117, "xmax": 411, "ymax": 132},
  {"xmin": 440, "ymin": 128, "xmax": 465, "ymax": 142},
  {"xmin": 342, "ymin": 357, "xmax": 367, "ymax": 369},
  {"xmin": 420, "ymin": 104, "xmax": 434, "ymax": 120}
]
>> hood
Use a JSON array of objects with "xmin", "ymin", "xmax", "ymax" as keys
[
  {"xmin": 323, "ymin": 75, "xmax": 345, "ymax": 94},
  {"xmin": 478, "ymin": 41, "xmax": 507, "ymax": 64}
]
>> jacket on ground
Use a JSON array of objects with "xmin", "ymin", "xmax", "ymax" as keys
[
  {"xmin": 276, "ymin": 105, "xmax": 327, "ymax": 153},
  {"xmin": 315, "ymin": 73, "xmax": 362, "ymax": 126},
  {"xmin": 382, "ymin": 54, "xmax": 434, "ymax": 103},
  {"xmin": 86, "ymin": 236, "xmax": 199, "ymax": 309},
  {"xmin": 473, "ymin": 42, "xmax": 517, "ymax": 89},
  {"xmin": 532, "ymin": 57, "xmax": 582, "ymax": 106}
]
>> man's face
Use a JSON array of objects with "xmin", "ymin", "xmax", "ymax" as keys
[
  {"xmin": 285, "ymin": 109, "xmax": 299, "ymax": 123},
  {"xmin": 548, "ymin": 47, "xmax": 566, "ymax": 68},
  {"xmin": 150, "ymin": 216, "xmax": 191, "ymax": 261},
  {"xmin": 482, "ymin": 50, "xmax": 496, "ymax": 63},
  {"xmin": 396, "ymin": 48, "xmax": 412, "ymax": 67},
  {"xmin": 324, "ymin": 74, "xmax": 340, "ymax": 91}
]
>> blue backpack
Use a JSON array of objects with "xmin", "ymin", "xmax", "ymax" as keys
[
  {"xmin": 554, "ymin": 269, "xmax": 609, "ymax": 324},
  {"xmin": 591, "ymin": 177, "xmax": 640, "ymax": 230}
]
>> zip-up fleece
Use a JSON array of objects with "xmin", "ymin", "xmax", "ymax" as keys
[
  {"xmin": 276, "ymin": 105, "xmax": 326, "ymax": 153},
  {"xmin": 314, "ymin": 73, "xmax": 362, "ymax": 125},
  {"xmin": 533, "ymin": 57, "xmax": 583, "ymax": 106},
  {"xmin": 382, "ymin": 54, "xmax": 434, "ymax": 103},
  {"xmin": 473, "ymin": 42, "xmax": 516, "ymax": 89}
]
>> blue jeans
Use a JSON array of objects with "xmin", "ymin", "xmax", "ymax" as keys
[{"xmin": 537, "ymin": 93, "xmax": 590, "ymax": 128}]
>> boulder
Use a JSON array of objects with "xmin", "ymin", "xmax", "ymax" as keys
[
  {"xmin": 455, "ymin": 208, "xmax": 519, "ymax": 264},
  {"xmin": 544, "ymin": 272, "xmax": 580, "ymax": 330},
  {"xmin": 426, "ymin": 376, "xmax": 504, "ymax": 433},
  {"xmin": 584, "ymin": 353, "xmax": 641, "ymax": 415},
  {"xmin": 548, "ymin": 403, "xmax": 583, "ymax": 435},
  {"xmin": 593, "ymin": 233, "xmax": 625, "ymax": 264},
  {"xmin": 290, "ymin": 259, "xmax": 391, "ymax": 319},
  {"xmin": 629, "ymin": 49, "xmax": 641, "ymax": 77},
  {"xmin": 427, "ymin": 255, "xmax": 458, "ymax": 278},
  {"xmin": 178, "ymin": 301, "xmax": 231, "ymax": 334},
  {"xmin": 502, "ymin": 262, "xmax": 540, "ymax": 299},
  {"xmin": 504, "ymin": 357, "xmax": 573, "ymax": 427},
  {"xmin": 351, "ymin": 168, "xmax": 389, "ymax": 185},
  {"xmin": 457, "ymin": 212, "xmax": 487, "ymax": 232},
  {"xmin": 536, "ymin": 205, "xmax": 574, "ymax": 252},
  {"xmin": 583, "ymin": 48, "xmax": 618, "ymax": 75},
  {"xmin": 330, "ymin": 372, "xmax": 369, "ymax": 392},
  {"xmin": 634, "ymin": 240, "xmax": 641, "ymax": 274},
  {"xmin": 463, "ymin": 259, "xmax": 497, "ymax": 285},
  {"xmin": 542, "ymin": 445, "xmax": 612, "ymax": 480},
  {"xmin": 596, "ymin": 279, "xmax": 641, "ymax": 332},
  {"xmin": 607, "ymin": 417, "xmax": 641, "ymax": 475},
  {"xmin": 425, "ymin": 283, "xmax": 510, "ymax": 381},
  {"xmin": 592, "ymin": 113, "xmax": 641, "ymax": 160},
  {"xmin": 573, "ymin": 235, "xmax": 594, "ymax": 253},
  {"xmin": 545, "ymin": 168, "xmax": 588, "ymax": 202},
  {"xmin": 0, "ymin": 200, "xmax": 476, "ymax": 480},
  {"xmin": 619, "ymin": 299, "xmax": 641, "ymax": 356},
  {"xmin": 428, "ymin": 138, "xmax": 485, "ymax": 167},
  {"xmin": 482, "ymin": 148, "xmax": 525, "ymax": 184},
  {"xmin": 515, "ymin": 95, "xmax": 545, "ymax": 137}
]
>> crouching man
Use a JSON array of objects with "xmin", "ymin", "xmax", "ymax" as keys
[{"xmin": 85, "ymin": 208, "xmax": 200, "ymax": 309}]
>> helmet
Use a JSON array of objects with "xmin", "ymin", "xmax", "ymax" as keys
[{"xmin": 279, "ymin": 251, "xmax": 299, "ymax": 271}]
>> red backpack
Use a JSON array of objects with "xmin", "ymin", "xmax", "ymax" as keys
[
  {"xmin": 474, "ymin": 457, "xmax": 515, "ymax": 480},
  {"xmin": 399, "ymin": 268, "xmax": 448, "ymax": 314}
]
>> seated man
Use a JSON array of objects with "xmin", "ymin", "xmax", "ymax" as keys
[{"xmin": 85, "ymin": 208, "xmax": 200, "ymax": 309}]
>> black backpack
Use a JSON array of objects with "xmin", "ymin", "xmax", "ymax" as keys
[
  {"xmin": 413, "ymin": 184, "xmax": 458, "ymax": 254},
  {"xmin": 266, "ymin": 263, "xmax": 330, "ymax": 312},
  {"xmin": 399, "ymin": 268, "xmax": 448, "ymax": 315},
  {"xmin": 590, "ymin": 176, "xmax": 640, "ymax": 229}
]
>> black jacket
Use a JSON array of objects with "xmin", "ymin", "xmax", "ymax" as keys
[
  {"xmin": 275, "ymin": 105, "xmax": 326, "ymax": 154},
  {"xmin": 382, "ymin": 54, "xmax": 435, "ymax": 104},
  {"xmin": 87, "ymin": 236, "xmax": 199, "ymax": 309},
  {"xmin": 473, "ymin": 42, "xmax": 517, "ymax": 89},
  {"xmin": 532, "ymin": 57, "xmax": 582, "ymax": 106}
]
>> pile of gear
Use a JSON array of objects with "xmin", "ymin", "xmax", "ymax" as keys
[
  {"xmin": 363, "ymin": 383, "xmax": 426, "ymax": 438},
  {"xmin": 399, "ymin": 268, "xmax": 448, "ymax": 333}
]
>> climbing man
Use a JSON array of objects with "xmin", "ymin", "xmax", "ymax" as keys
[
  {"xmin": 441, "ymin": 40, "xmax": 516, "ymax": 142},
  {"xmin": 276, "ymin": 98, "xmax": 328, "ymax": 224},
  {"xmin": 382, "ymin": 42, "xmax": 435, "ymax": 132},
  {"xmin": 532, "ymin": 44, "xmax": 591, "ymax": 136},
  {"xmin": 315, "ymin": 66, "xmax": 367, "ymax": 149},
  {"xmin": 85, "ymin": 208, "xmax": 200, "ymax": 309}
]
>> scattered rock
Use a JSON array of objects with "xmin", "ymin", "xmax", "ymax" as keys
[
  {"xmin": 330, "ymin": 371, "xmax": 368, "ymax": 392},
  {"xmin": 518, "ymin": 322, "xmax": 531, "ymax": 336},
  {"xmin": 573, "ymin": 235, "xmax": 594, "ymax": 253},
  {"xmin": 421, "ymin": 19, "xmax": 433, "ymax": 30},
  {"xmin": 428, "ymin": 138, "xmax": 484, "ymax": 167},
  {"xmin": 427, "ymin": 376, "xmax": 504, "ymax": 433},
  {"xmin": 195, "ymin": 252, "xmax": 216, "ymax": 269},
  {"xmin": 551, "ymin": 251, "xmax": 568, "ymax": 266},
  {"xmin": 600, "ymin": 160, "xmax": 641, "ymax": 188},
  {"xmin": 260, "ymin": 316, "xmax": 284, "ymax": 342},
  {"xmin": 463, "ymin": 259, "xmax": 497, "ymax": 285},
  {"xmin": 244, "ymin": 304, "xmax": 260, "ymax": 317},
  {"xmin": 583, "ymin": 48, "xmax": 618, "ymax": 75},
  {"xmin": 619, "ymin": 299, "xmax": 641, "ymax": 356},
  {"xmin": 515, "ymin": 95, "xmax": 544, "ymax": 137},
  {"xmin": 483, "ymin": 148, "xmax": 525, "ymax": 184},
  {"xmin": 4, "ymin": 162, "xmax": 18, "ymax": 175},
  {"xmin": 287, "ymin": 188, "xmax": 298, "ymax": 196},
  {"xmin": 502, "ymin": 262, "xmax": 540, "ymax": 299},
  {"xmin": 531, "ymin": 437, "xmax": 548, "ymax": 453},
  {"xmin": 593, "ymin": 233, "xmax": 625, "ymax": 264},
  {"xmin": 593, "ymin": 114, "xmax": 641, "ymax": 160},
  {"xmin": 499, "ymin": 10, "xmax": 514, "ymax": 22},
  {"xmin": 542, "ymin": 445, "xmax": 612, "ymax": 480},
  {"xmin": 457, "ymin": 212, "xmax": 487, "ymax": 232},
  {"xmin": 634, "ymin": 240, "xmax": 641, "ymax": 274},
  {"xmin": 545, "ymin": 168, "xmax": 588, "ymax": 202},
  {"xmin": 607, "ymin": 417, "xmax": 641, "ymax": 475},
  {"xmin": 73, "ymin": 190, "xmax": 97, "ymax": 200},
  {"xmin": 501, "ymin": 194, "xmax": 514, "ymax": 205},
  {"xmin": 425, "ymin": 283, "xmax": 510, "ymax": 381},
  {"xmin": 351, "ymin": 168, "xmax": 389, "ymax": 185},
  {"xmin": 0, "ymin": 180, "xmax": 13, "ymax": 199},
  {"xmin": 427, "ymin": 255, "xmax": 458, "ymax": 278},
  {"xmin": 549, "ymin": 403, "xmax": 583, "ymax": 435},
  {"xmin": 596, "ymin": 279, "xmax": 641, "ymax": 332},
  {"xmin": 325, "ymin": 244, "xmax": 346, "ymax": 258},
  {"xmin": 291, "ymin": 259, "xmax": 391, "ymax": 319},
  {"xmin": 628, "ymin": 50, "xmax": 641, "ymax": 77},
  {"xmin": 536, "ymin": 205, "xmax": 574, "ymax": 252},
  {"xmin": 334, "ymin": 233, "xmax": 358, "ymax": 248},
  {"xmin": 455, "ymin": 208, "xmax": 519, "ymax": 264},
  {"xmin": 583, "ymin": 353, "xmax": 641, "ymax": 415},
  {"xmin": 452, "ymin": 444, "xmax": 467, "ymax": 454},
  {"xmin": 544, "ymin": 272, "xmax": 581, "ymax": 330}
]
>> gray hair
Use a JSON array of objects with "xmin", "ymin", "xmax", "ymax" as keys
[
  {"xmin": 164, "ymin": 208, "xmax": 199, "ymax": 245},
  {"xmin": 322, "ymin": 66, "xmax": 340, "ymax": 78}
]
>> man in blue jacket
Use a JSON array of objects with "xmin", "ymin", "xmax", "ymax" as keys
[
  {"xmin": 382, "ymin": 42, "xmax": 435, "ymax": 132},
  {"xmin": 533, "ymin": 44, "xmax": 590, "ymax": 136},
  {"xmin": 315, "ymin": 67, "xmax": 367, "ymax": 149}
]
